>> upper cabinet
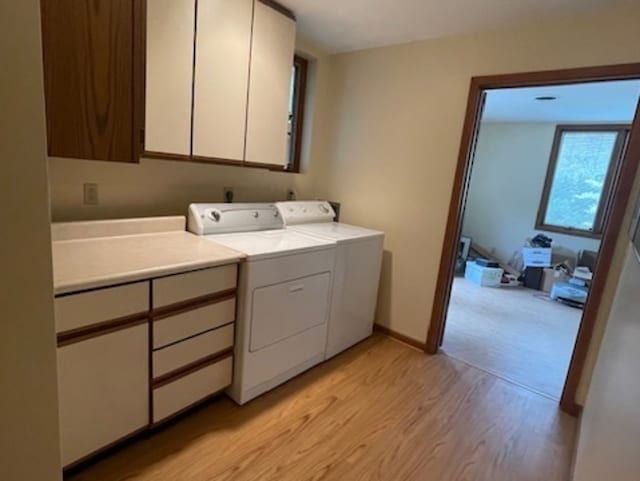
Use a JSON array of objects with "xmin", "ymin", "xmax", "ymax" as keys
[
  {"xmin": 40, "ymin": 0, "xmax": 142, "ymax": 162},
  {"xmin": 145, "ymin": 0, "xmax": 196, "ymax": 156},
  {"xmin": 245, "ymin": 2, "xmax": 296, "ymax": 167},
  {"xmin": 40, "ymin": 0, "xmax": 297, "ymax": 168},
  {"xmin": 144, "ymin": 0, "xmax": 297, "ymax": 168},
  {"xmin": 192, "ymin": 0, "xmax": 253, "ymax": 162}
]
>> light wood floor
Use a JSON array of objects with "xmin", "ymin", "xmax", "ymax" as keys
[
  {"xmin": 68, "ymin": 334, "xmax": 576, "ymax": 481},
  {"xmin": 443, "ymin": 277, "xmax": 581, "ymax": 400}
]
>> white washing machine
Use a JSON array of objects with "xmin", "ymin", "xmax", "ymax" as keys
[
  {"xmin": 188, "ymin": 203, "xmax": 336, "ymax": 404},
  {"xmin": 276, "ymin": 201, "xmax": 384, "ymax": 359}
]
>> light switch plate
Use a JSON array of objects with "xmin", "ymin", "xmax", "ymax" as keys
[{"xmin": 83, "ymin": 183, "xmax": 99, "ymax": 205}]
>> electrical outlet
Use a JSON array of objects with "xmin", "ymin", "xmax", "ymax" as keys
[
  {"xmin": 223, "ymin": 187, "xmax": 234, "ymax": 203},
  {"xmin": 286, "ymin": 189, "xmax": 296, "ymax": 201},
  {"xmin": 83, "ymin": 183, "xmax": 99, "ymax": 205}
]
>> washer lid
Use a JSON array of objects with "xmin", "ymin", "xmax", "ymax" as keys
[
  {"xmin": 204, "ymin": 229, "xmax": 336, "ymax": 260},
  {"xmin": 290, "ymin": 222, "xmax": 384, "ymax": 242}
]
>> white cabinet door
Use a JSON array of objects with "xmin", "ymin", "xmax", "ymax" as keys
[
  {"xmin": 192, "ymin": 0, "xmax": 253, "ymax": 161},
  {"xmin": 145, "ymin": 0, "xmax": 195, "ymax": 155},
  {"xmin": 245, "ymin": 2, "xmax": 296, "ymax": 166},
  {"xmin": 57, "ymin": 324, "xmax": 149, "ymax": 467}
]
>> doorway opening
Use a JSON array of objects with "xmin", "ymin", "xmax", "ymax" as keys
[{"xmin": 425, "ymin": 64, "xmax": 640, "ymax": 415}]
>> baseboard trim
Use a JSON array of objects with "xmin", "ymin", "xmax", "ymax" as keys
[{"xmin": 374, "ymin": 324, "xmax": 427, "ymax": 351}]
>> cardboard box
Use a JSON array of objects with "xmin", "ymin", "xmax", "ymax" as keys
[
  {"xmin": 522, "ymin": 247, "xmax": 552, "ymax": 267},
  {"xmin": 541, "ymin": 268, "xmax": 570, "ymax": 293},
  {"xmin": 465, "ymin": 261, "xmax": 503, "ymax": 287}
]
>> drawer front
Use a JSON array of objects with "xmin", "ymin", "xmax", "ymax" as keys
[
  {"xmin": 250, "ymin": 272, "xmax": 331, "ymax": 352},
  {"xmin": 153, "ymin": 355, "xmax": 232, "ymax": 423},
  {"xmin": 55, "ymin": 282, "xmax": 149, "ymax": 333},
  {"xmin": 153, "ymin": 298, "xmax": 236, "ymax": 349},
  {"xmin": 57, "ymin": 324, "xmax": 149, "ymax": 467},
  {"xmin": 153, "ymin": 264, "xmax": 237, "ymax": 308},
  {"xmin": 153, "ymin": 324, "xmax": 234, "ymax": 378}
]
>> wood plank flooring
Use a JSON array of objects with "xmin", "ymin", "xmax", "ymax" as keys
[
  {"xmin": 443, "ymin": 277, "xmax": 581, "ymax": 399},
  {"xmin": 68, "ymin": 335, "xmax": 576, "ymax": 481}
]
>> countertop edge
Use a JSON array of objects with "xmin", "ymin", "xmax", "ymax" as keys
[{"xmin": 53, "ymin": 256, "xmax": 245, "ymax": 296}]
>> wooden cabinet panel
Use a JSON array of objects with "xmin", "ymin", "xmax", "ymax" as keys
[
  {"xmin": 145, "ymin": 0, "xmax": 195, "ymax": 155},
  {"xmin": 245, "ymin": 1, "xmax": 296, "ymax": 166},
  {"xmin": 41, "ymin": 0, "xmax": 140, "ymax": 162},
  {"xmin": 57, "ymin": 324, "xmax": 149, "ymax": 467},
  {"xmin": 192, "ymin": 0, "xmax": 253, "ymax": 161}
]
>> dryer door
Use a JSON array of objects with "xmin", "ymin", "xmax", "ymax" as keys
[{"xmin": 249, "ymin": 272, "xmax": 331, "ymax": 352}]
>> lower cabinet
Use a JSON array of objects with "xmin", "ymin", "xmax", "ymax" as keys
[
  {"xmin": 57, "ymin": 323, "xmax": 149, "ymax": 467},
  {"xmin": 55, "ymin": 265, "xmax": 238, "ymax": 468}
]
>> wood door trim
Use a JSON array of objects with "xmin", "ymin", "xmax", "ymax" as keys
[
  {"xmin": 424, "ymin": 62, "xmax": 640, "ymax": 416},
  {"xmin": 57, "ymin": 312, "xmax": 150, "ymax": 347},
  {"xmin": 152, "ymin": 288, "xmax": 236, "ymax": 321},
  {"xmin": 152, "ymin": 350, "xmax": 233, "ymax": 388},
  {"xmin": 374, "ymin": 324, "xmax": 426, "ymax": 351},
  {"xmin": 133, "ymin": 0, "xmax": 146, "ymax": 161},
  {"xmin": 258, "ymin": 0, "xmax": 295, "ymax": 21}
]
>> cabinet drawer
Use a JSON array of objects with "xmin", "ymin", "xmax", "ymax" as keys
[
  {"xmin": 153, "ymin": 355, "xmax": 232, "ymax": 423},
  {"xmin": 153, "ymin": 324, "xmax": 234, "ymax": 378},
  {"xmin": 153, "ymin": 298, "xmax": 235, "ymax": 349},
  {"xmin": 57, "ymin": 323, "xmax": 149, "ymax": 467},
  {"xmin": 153, "ymin": 264, "xmax": 237, "ymax": 308},
  {"xmin": 55, "ymin": 282, "xmax": 149, "ymax": 333}
]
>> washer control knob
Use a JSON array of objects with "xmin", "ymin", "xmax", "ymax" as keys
[
  {"xmin": 253, "ymin": 211, "xmax": 259, "ymax": 218},
  {"xmin": 319, "ymin": 205, "xmax": 330, "ymax": 214},
  {"xmin": 208, "ymin": 210, "xmax": 221, "ymax": 222}
]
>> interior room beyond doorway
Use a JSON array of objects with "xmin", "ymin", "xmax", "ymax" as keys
[{"xmin": 441, "ymin": 79, "xmax": 640, "ymax": 400}]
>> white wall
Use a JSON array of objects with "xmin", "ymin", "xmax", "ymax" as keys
[
  {"xmin": 0, "ymin": 1, "xmax": 62, "ymax": 480},
  {"xmin": 573, "ymin": 245, "xmax": 640, "ymax": 480},
  {"xmin": 463, "ymin": 122, "xmax": 601, "ymax": 266}
]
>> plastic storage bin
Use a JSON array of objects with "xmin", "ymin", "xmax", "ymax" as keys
[
  {"xmin": 465, "ymin": 261, "xmax": 504, "ymax": 287},
  {"xmin": 522, "ymin": 247, "xmax": 552, "ymax": 267}
]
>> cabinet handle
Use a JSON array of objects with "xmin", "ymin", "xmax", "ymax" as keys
[{"xmin": 289, "ymin": 285, "xmax": 304, "ymax": 293}]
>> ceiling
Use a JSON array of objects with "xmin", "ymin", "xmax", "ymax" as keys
[
  {"xmin": 281, "ymin": 0, "xmax": 631, "ymax": 53},
  {"xmin": 482, "ymin": 80, "xmax": 640, "ymax": 123}
]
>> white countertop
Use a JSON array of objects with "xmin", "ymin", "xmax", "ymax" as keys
[{"xmin": 52, "ymin": 217, "xmax": 245, "ymax": 295}]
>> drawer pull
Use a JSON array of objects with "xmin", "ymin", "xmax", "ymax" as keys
[{"xmin": 289, "ymin": 285, "xmax": 305, "ymax": 293}]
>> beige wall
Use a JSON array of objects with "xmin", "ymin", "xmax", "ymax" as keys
[
  {"xmin": 573, "ymin": 245, "xmax": 640, "ymax": 481},
  {"xmin": 0, "ymin": 1, "xmax": 62, "ymax": 480},
  {"xmin": 464, "ymin": 122, "xmax": 601, "ymax": 265},
  {"xmin": 314, "ymin": 4, "xmax": 640, "ymax": 403},
  {"xmin": 48, "ymin": 36, "xmax": 330, "ymax": 221}
]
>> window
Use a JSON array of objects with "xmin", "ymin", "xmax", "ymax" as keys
[
  {"xmin": 286, "ymin": 55, "xmax": 308, "ymax": 172},
  {"xmin": 536, "ymin": 125, "xmax": 629, "ymax": 238}
]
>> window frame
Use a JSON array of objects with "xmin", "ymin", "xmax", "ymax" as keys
[
  {"xmin": 285, "ymin": 54, "xmax": 308, "ymax": 173},
  {"xmin": 535, "ymin": 124, "xmax": 630, "ymax": 239}
]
